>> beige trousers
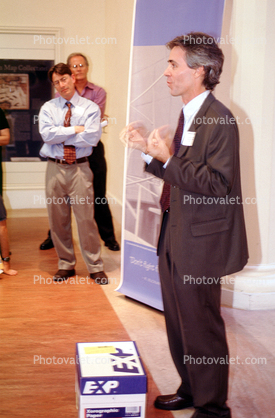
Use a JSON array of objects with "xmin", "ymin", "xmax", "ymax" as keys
[{"xmin": 46, "ymin": 160, "xmax": 103, "ymax": 273}]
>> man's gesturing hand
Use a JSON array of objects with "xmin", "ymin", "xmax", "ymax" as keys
[
  {"xmin": 120, "ymin": 121, "xmax": 149, "ymax": 153},
  {"xmin": 147, "ymin": 125, "xmax": 174, "ymax": 164}
]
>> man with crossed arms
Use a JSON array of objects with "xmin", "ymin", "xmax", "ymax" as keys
[
  {"xmin": 39, "ymin": 63, "xmax": 107, "ymax": 284},
  {"xmin": 121, "ymin": 33, "xmax": 248, "ymax": 418},
  {"xmin": 40, "ymin": 53, "xmax": 119, "ymax": 252}
]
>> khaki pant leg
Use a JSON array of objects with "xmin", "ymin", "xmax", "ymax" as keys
[
  {"xmin": 67, "ymin": 161, "xmax": 103, "ymax": 273},
  {"xmin": 46, "ymin": 161, "xmax": 75, "ymax": 270}
]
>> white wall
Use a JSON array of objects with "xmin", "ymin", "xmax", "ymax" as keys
[
  {"xmin": 1, "ymin": 0, "xmax": 106, "ymax": 84},
  {"xmin": 1, "ymin": 0, "xmax": 133, "ymax": 215},
  {"xmin": 217, "ymin": 0, "xmax": 275, "ymax": 309}
]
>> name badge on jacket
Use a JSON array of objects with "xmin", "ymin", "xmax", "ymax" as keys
[{"xmin": 182, "ymin": 131, "xmax": 196, "ymax": 146}]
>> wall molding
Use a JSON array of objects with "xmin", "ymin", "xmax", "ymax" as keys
[{"xmin": 0, "ymin": 26, "xmax": 63, "ymax": 61}]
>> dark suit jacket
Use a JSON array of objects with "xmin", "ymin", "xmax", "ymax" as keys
[{"xmin": 146, "ymin": 93, "xmax": 248, "ymax": 279}]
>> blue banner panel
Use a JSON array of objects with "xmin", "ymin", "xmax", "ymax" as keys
[
  {"xmin": 119, "ymin": 0, "xmax": 225, "ymax": 310},
  {"xmin": 134, "ymin": 0, "xmax": 225, "ymax": 46},
  {"xmin": 120, "ymin": 241, "xmax": 163, "ymax": 311}
]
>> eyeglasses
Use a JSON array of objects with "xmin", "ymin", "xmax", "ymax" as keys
[
  {"xmin": 71, "ymin": 64, "xmax": 86, "ymax": 69},
  {"xmin": 52, "ymin": 76, "xmax": 70, "ymax": 86}
]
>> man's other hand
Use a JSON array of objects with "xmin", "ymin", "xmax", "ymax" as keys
[{"xmin": 74, "ymin": 126, "xmax": 85, "ymax": 134}]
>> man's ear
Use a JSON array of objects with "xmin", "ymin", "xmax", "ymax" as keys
[
  {"xmin": 71, "ymin": 74, "xmax": 76, "ymax": 84},
  {"xmin": 194, "ymin": 66, "xmax": 205, "ymax": 79}
]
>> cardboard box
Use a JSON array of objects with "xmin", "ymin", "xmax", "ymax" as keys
[{"xmin": 76, "ymin": 341, "xmax": 147, "ymax": 418}]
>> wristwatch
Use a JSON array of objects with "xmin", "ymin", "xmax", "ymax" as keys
[{"xmin": 2, "ymin": 257, "xmax": 10, "ymax": 262}]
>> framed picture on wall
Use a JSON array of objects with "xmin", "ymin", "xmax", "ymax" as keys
[
  {"xmin": 0, "ymin": 74, "xmax": 29, "ymax": 110},
  {"xmin": 0, "ymin": 59, "xmax": 54, "ymax": 161}
]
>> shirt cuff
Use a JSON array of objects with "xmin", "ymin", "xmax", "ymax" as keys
[
  {"xmin": 141, "ymin": 152, "xmax": 171, "ymax": 168},
  {"xmin": 141, "ymin": 152, "xmax": 153, "ymax": 164},
  {"xmin": 163, "ymin": 157, "xmax": 171, "ymax": 168}
]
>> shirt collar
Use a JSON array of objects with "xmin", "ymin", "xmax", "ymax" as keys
[
  {"xmin": 60, "ymin": 91, "xmax": 80, "ymax": 108},
  {"xmin": 74, "ymin": 81, "xmax": 94, "ymax": 97},
  {"xmin": 84, "ymin": 81, "xmax": 95, "ymax": 90},
  {"xmin": 183, "ymin": 90, "xmax": 210, "ymax": 120},
  {"xmin": 77, "ymin": 81, "xmax": 94, "ymax": 93}
]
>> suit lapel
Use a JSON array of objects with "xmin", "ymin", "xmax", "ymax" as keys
[{"xmin": 176, "ymin": 93, "xmax": 216, "ymax": 158}]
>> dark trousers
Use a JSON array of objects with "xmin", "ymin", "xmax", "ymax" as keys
[
  {"xmin": 88, "ymin": 140, "xmax": 116, "ymax": 244},
  {"xmin": 158, "ymin": 211, "xmax": 231, "ymax": 417}
]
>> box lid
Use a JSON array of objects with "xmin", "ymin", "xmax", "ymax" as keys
[{"xmin": 76, "ymin": 341, "xmax": 147, "ymax": 395}]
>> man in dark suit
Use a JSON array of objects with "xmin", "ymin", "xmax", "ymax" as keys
[{"xmin": 121, "ymin": 33, "xmax": 248, "ymax": 418}]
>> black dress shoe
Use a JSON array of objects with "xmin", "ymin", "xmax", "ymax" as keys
[
  {"xmin": 154, "ymin": 393, "xmax": 193, "ymax": 411},
  {"xmin": 104, "ymin": 239, "xmax": 120, "ymax": 251},
  {"xmin": 90, "ymin": 271, "xmax": 108, "ymax": 285},
  {"xmin": 53, "ymin": 269, "xmax": 75, "ymax": 282},
  {"xmin": 40, "ymin": 231, "xmax": 54, "ymax": 250}
]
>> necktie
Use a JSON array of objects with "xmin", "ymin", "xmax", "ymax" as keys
[
  {"xmin": 160, "ymin": 111, "xmax": 184, "ymax": 212},
  {"xmin": 63, "ymin": 102, "xmax": 76, "ymax": 164}
]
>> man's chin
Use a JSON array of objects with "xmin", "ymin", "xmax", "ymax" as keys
[
  {"xmin": 75, "ymin": 75, "xmax": 86, "ymax": 81},
  {"xmin": 167, "ymin": 87, "xmax": 177, "ymax": 96},
  {"xmin": 61, "ymin": 93, "xmax": 72, "ymax": 101}
]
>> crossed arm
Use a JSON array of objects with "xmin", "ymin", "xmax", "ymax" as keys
[{"xmin": 39, "ymin": 103, "xmax": 102, "ymax": 148}]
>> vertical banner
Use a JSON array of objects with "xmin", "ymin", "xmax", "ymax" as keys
[{"xmin": 117, "ymin": 0, "xmax": 225, "ymax": 310}]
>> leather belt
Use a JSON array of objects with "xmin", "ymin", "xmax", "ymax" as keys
[{"xmin": 48, "ymin": 157, "xmax": 88, "ymax": 165}]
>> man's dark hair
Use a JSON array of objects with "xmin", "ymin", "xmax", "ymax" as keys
[
  {"xmin": 48, "ymin": 63, "xmax": 72, "ymax": 82},
  {"xmin": 166, "ymin": 32, "xmax": 224, "ymax": 91}
]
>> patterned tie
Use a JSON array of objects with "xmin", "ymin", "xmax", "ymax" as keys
[
  {"xmin": 63, "ymin": 102, "xmax": 76, "ymax": 164},
  {"xmin": 160, "ymin": 111, "xmax": 184, "ymax": 212}
]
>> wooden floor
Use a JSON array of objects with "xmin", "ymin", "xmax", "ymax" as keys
[
  {"xmin": 1, "ymin": 214, "xmax": 275, "ymax": 418},
  {"xmin": 0, "ymin": 215, "xmax": 173, "ymax": 418}
]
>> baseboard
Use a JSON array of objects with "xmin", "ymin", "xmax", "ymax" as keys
[{"xmin": 221, "ymin": 287, "xmax": 275, "ymax": 310}]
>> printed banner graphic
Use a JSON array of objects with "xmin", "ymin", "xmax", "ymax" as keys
[{"xmin": 118, "ymin": 0, "xmax": 225, "ymax": 310}]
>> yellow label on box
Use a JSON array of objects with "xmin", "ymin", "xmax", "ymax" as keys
[{"xmin": 84, "ymin": 345, "xmax": 117, "ymax": 355}]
